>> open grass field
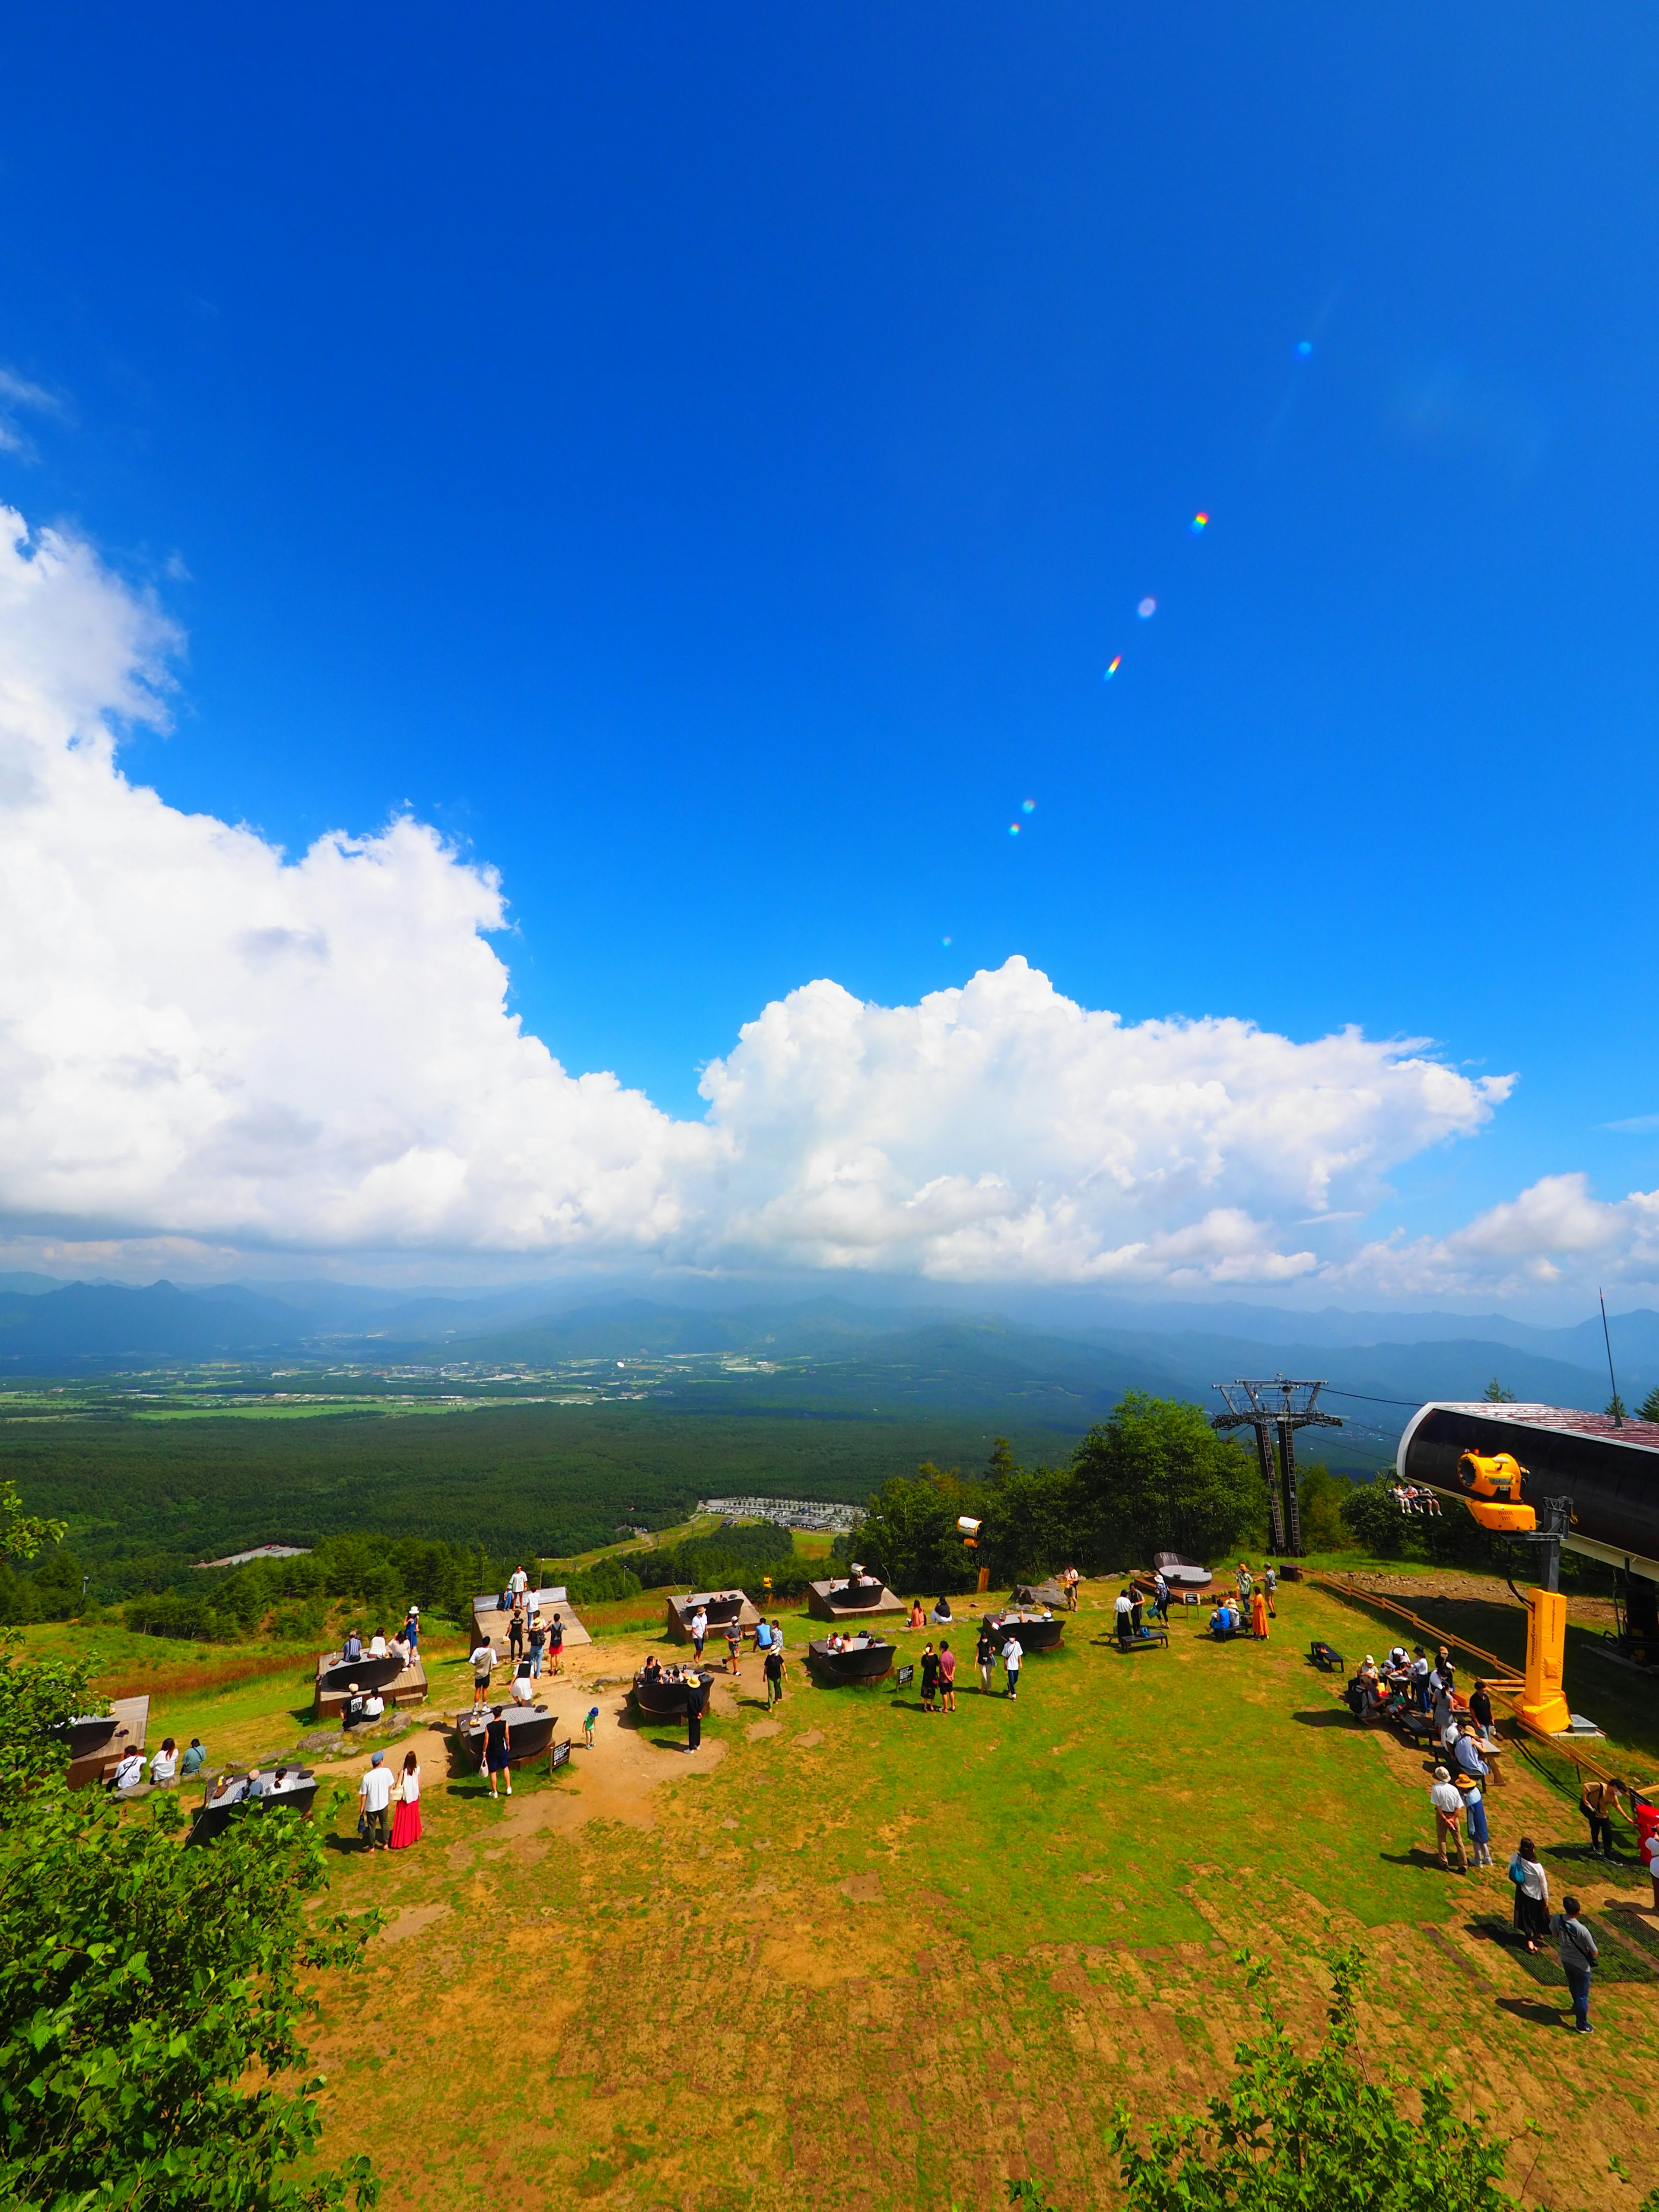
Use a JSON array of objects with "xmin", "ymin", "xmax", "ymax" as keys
[{"xmin": 112, "ymin": 1569, "xmax": 1659, "ymax": 2212}]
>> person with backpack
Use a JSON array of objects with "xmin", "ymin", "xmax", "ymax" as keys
[
  {"xmin": 1509, "ymin": 1837, "xmax": 1551, "ymax": 1951},
  {"xmin": 1551, "ymin": 1894, "xmax": 1599, "ymax": 2033},
  {"xmin": 549, "ymin": 1612, "xmax": 566, "ymax": 1676},
  {"xmin": 763, "ymin": 1638, "xmax": 785, "ymax": 1710}
]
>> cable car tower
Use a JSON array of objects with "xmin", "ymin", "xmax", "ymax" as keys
[{"xmin": 1211, "ymin": 1377, "xmax": 1343, "ymax": 1557}]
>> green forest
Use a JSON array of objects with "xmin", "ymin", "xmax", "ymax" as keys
[{"xmin": 0, "ymin": 1398, "xmax": 1049, "ymax": 1557}]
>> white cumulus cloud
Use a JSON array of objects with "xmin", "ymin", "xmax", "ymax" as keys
[{"xmin": 0, "ymin": 502, "xmax": 1551, "ymax": 1289}]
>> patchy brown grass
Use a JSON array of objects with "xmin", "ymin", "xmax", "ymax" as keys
[{"xmin": 289, "ymin": 1577, "xmax": 1659, "ymax": 2212}]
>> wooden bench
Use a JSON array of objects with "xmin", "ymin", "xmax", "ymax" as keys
[{"xmin": 1308, "ymin": 1639, "xmax": 1345, "ymax": 1672}]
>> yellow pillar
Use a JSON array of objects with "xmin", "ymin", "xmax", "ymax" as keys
[{"xmin": 1516, "ymin": 1588, "xmax": 1570, "ymax": 1734}]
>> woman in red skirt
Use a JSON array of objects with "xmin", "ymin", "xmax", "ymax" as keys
[{"xmin": 389, "ymin": 1749, "xmax": 422, "ymax": 1849}]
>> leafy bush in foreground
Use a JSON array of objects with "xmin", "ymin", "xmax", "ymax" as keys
[{"xmin": 0, "ymin": 1581, "xmax": 379, "ymax": 2209}]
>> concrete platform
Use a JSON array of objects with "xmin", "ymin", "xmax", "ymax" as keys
[
  {"xmin": 66, "ymin": 1695, "xmax": 149, "ymax": 1790},
  {"xmin": 665, "ymin": 1589, "xmax": 760, "ymax": 1643},
  {"xmin": 807, "ymin": 1576, "xmax": 905, "ymax": 1622},
  {"xmin": 314, "ymin": 1650, "xmax": 428, "ymax": 1722},
  {"xmin": 470, "ymin": 1589, "xmax": 592, "ymax": 1653}
]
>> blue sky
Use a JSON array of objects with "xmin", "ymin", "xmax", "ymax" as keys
[{"xmin": 1, "ymin": 6, "xmax": 1657, "ymax": 1303}]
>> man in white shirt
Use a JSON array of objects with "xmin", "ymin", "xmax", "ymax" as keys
[
  {"xmin": 470, "ymin": 1639, "xmax": 496, "ymax": 1712},
  {"xmin": 509, "ymin": 1565, "xmax": 529, "ymax": 1602},
  {"xmin": 109, "ymin": 1749, "xmax": 145, "ymax": 1792},
  {"xmin": 1001, "ymin": 1634, "xmax": 1023, "ymax": 1699},
  {"xmin": 691, "ymin": 1606, "xmax": 709, "ymax": 1659},
  {"xmin": 1113, "ymin": 1589, "xmax": 1133, "ymax": 1649},
  {"xmin": 1429, "ymin": 1766, "xmax": 1467, "ymax": 1871},
  {"xmin": 359, "ymin": 1752, "xmax": 394, "ymax": 1850}
]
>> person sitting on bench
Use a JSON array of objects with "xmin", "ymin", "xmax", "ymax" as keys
[{"xmin": 342, "ymin": 1683, "xmax": 368, "ymax": 1729}]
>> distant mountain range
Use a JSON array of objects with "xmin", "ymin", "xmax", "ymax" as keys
[{"xmin": 0, "ymin": 1277, "xmax": 1646, "ymax": 1462}]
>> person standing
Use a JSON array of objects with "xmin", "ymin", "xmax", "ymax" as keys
[
  {"xmin": 1469, "ymin": 1678, "xmax": 1494, "ymax": 1735},
  {"xmin": 1062, "ymin": 1565, "xmax": 1079, "ymax": 1612},
  {"xmin": 1251, "ymin": 1586, "xmax": 1269, "ymax": 1641},
  {"xmin": 508, "ymin": 1601, "xmax": 525, "ymax": 1664},
  {"xmin": 1001, "ymin": 1632, "xmax": 1023, "ymax": 1700},
  {"xmin": 1509, "ymin": 1837, "xmax": 1550, "ymax": 1951},
  {"xmin": 483, "ymin": 1704, "xmax": 514, "ymax": 1798},
  {"xmin": 470, "ymin": 1635, "xmax": 496, "ymax": 1713},
  {"xmin": 584, "ymin": 1705, "xmax": 599, "ymax": 1747},
  {"xmin": 755, "ymin": 1616, "xmax": 773, "ymax": 1659},
  {"xmin": 550, "ymin": 1612, "xmax": 566, "ymax": 1676},
  {"xmin": 725, "ymin": 1616, "xmax": 742, "ymax": 1675},
  {"xmin": 359, "ymin": 1751, "xmax": 394, "ymax": 1848},
  {"xmin": 1551, "ymin": 1894, "xmax": 1598, "ymax": 2033},
  {"xmin": 920, "ymin": 1643, "xmax": 939, "ymax": 1713},
  {"xmin": 1153, "ymin": 1570, "xmax": 1170, "ymax": 1623},
  {"xmin": 1262, "ymin": 1564, "xmax": 1277, "ymax": 1619},
  {"xmin": 1410, "ymin": 1646, "xmax": 1431, "ymax": 1710},
  {"xmin": 763, "ymin": 1638, "xmax": 785, "ymax": 1710},
  {"xmin": 1581, "ymin": 1776, "xmax": 1624, "ymax": 1858},
  {"xmin": 939, "ymin": 1639, "xmax": 957, "ymax": 1712},
  {"xmin": 1429, "ymin": 1767, "xmax": 1467, "ymax": 1872},
  {"xmin": 403, "ymin": 1606, "xmax": 420, "ymax": 1655},
  {"xmin": 509, "ymin": 1563, "xmax": 529, "ymax": 1606},
  {"xmin": 976, "ymin": 1620, "xmax": 996, "ymax": 1694},
  {"xmin": 685, "ymin": 1674, "xmax": 706, "ymax": 1753},
  {"xmin": 1459, "ymin": 1776, "xmax": 1493, "ymax": 1868},
  {"xmin": 528, "ymin": 1616, "xmax": 546, "ymax": 1679},
  {"xmin": 389, "ymin": 1750, "xmax": 422, "ymax": 1849},
  {"xmin": 1114, "ymin": 1589, "xmax": 1133, "ymax": 1651},
  {"xmin": 691, "ymin": 1605, "xmax": 709, "ymax": 1662}
]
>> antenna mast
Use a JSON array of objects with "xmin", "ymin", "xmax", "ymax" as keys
[{"xmin": 1600, "ymin": 1289, "xmax": 1624, "ymax": 1425}]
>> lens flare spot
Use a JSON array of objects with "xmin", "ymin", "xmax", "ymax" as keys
[
  {"xmin": 1008, "ymin": 823, "xmax": 1020, "ymax": 836},
  {"xmin": 942, "ymin": 934, "xmax": 952, "ymax": 947},
  {"xmin": 1103, "ymin": 655, "xmax": 1122, "ymax": 680},
  {"xmin": 1021, "ymin": 798, "xmax": 1035, "ymax": 814},
  {"xmin": 1295, "ymin": 339, "xmax": 1313, "ymax": 359},
  {"xmin": 1137, "ymin": 597, "xmax": 1157, "ymax": 619},
  {"xmin": 1190, "ymin": 512, "xmax": 1208, "ymax": 534}
]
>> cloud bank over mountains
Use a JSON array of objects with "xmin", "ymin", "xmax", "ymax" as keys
[{"xmin": 0, "ymin": 502, "xmax": 1643, "ymax": 1299}]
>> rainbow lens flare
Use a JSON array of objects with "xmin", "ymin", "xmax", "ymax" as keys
[
  {"xmin": 1190, "ymin": 512, "xmax": 1208, "ymax": 533},
  {"xmin": 1103, "ymin": 655, "xmax": 1122, "ymax": 680},
  {"xmin": 1137, "ymin": 596, "xmax": 1157, "ymax": 618},
  {"xmin": 1021, "ymin": 798, "xmax": 1035, "ymax": 814}
]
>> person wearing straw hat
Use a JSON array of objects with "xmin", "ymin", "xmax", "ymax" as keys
[
  {"xmin": 1455, "ymin": 1767, "xmax": 1493, "ymax": 1867},
  {"xmin": 1429, "ymin": 1767, "xmax": 1467, "ymax": 1872}
]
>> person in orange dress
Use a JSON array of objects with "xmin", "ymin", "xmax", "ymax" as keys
[
  {"xmin": 1251, "ymin": 1587, "xmax": 1270, "ymax": 1640},
  {"xmin": 389, "ymin": 1749, "xmax": 422, "ymax": 1849}
]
